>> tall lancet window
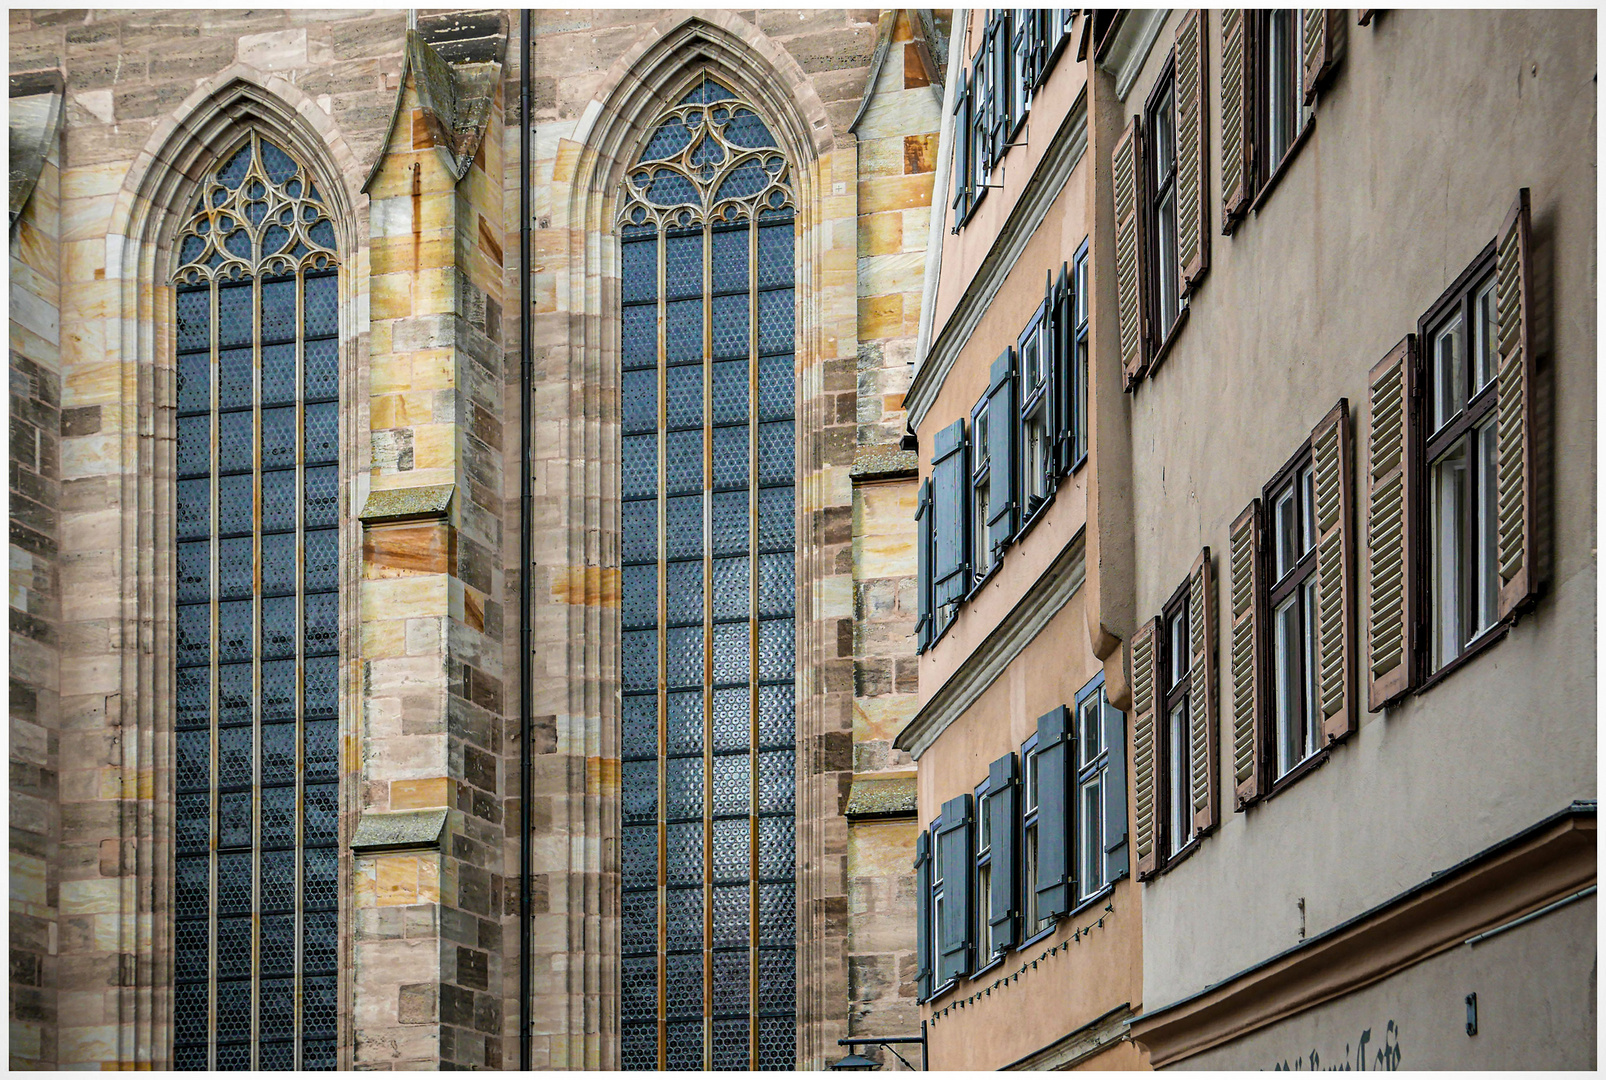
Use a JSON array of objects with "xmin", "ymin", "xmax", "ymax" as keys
[
  {"xmin": 617, "ymin": 76, "xmax": 798, "ymax": 1070},
  {"xmin": 170, "ymin": 132, "xmax": 340, "ymax": 1071}
]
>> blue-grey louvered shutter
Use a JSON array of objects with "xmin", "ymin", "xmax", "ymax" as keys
[
  {"xmin": 915, "ymin": 828, "xmax": 932, "ymax": 1000},
  {"xmin": 986, "ymin": 753, "xmax": 1019, "ymax": 952},
  {"xmin": 932, "ymin": 419, "xmax": 970, "ymax": 607},
  {"xmin": 915, "ymin": 478, "xmax": 932, "ymax": 652},
  {"xmin": 936, "ymin": 794, "xmax": 973, "ymax": 984},
  {"xmin": 952, "ymin": 74, "xmax": 973, "ymax": 226},
  {"xmin": 1034, "ymin": 706, "xmax": 1072, "ymax": 920},
  {"xmin": 985, "ymin": 349, "xmax": 1017, "ymax": 556},
  {"xmin": 1102, "ymin": 695, "xmax": 1129, "ymax": 882}
]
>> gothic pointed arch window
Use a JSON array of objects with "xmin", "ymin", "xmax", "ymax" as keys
[
  {"xmin": 169, "ymin": 131, "xmax": 341, "ymax": 1071},
  {"xmin": 616, "ymin": 75, "xmax": 798, "ymax": 1071}
]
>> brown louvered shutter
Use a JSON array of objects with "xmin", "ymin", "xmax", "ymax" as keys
[
  {"xmin": 1174, "ymin": 9, "xmax": 1210, "ymax": 293},
  {"xmin": 1130, "ymin": 617, "xmax": 1161, "ymax": 878},
  {"xmin": 1496, "ymin": 188, "xmax": 1538, "ymax": 620},
  {"xmin": 1228, "ymin": 500, "xmax": 1265, "ymax": 809},
  {"xmin": 1301, "ymin": 9, "xmax": 1344, "ymax": 102},
  {"xmin": 1220, "ymin": 10, "xmax": 1254, "ymax": 228},
  {"xmin": 1365, "ymin": 337, "xmax": 1418, "ymax": 711},
  {"xmin": 1187, "ymin": 549, "xmax": 1220, "ymax": 837},
  {"xmin": 1311, "ymin": 399, "xmax": 1358, "ymax": 744},
  {"xmin": 1112, "ymin": 117, "xmax": 1148, "ymax": 388}
]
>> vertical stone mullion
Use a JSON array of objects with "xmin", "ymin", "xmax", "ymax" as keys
[
  {"xmin": 745, "ymin": 209, "xmax": 760, "ymax": 1070},
  {"xmin": 249, "ymin": 263, "xmax": 264, "ymax": 1070},
  {"xmin": 207, "ymin": 273, "xmax": 221, "ymax": 1073},
  {"xmin": 700, "ymin": 214, "xmax": 714, "ymax": 1071},
  {"xmin": 654, "ymin": 216, "xmax": 668, "ymax": 1071},
  {"xmin": 292, "ymin": 265, "xmax": 307, "ymax": 1069}
]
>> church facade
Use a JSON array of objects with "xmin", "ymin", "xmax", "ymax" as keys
[{"xmin": 8, "ymin": 8, "xmax": 943, "ymax": 1069}]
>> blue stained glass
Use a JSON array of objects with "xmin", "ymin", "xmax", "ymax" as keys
[
  {"xmin": 259, "ymin": 1039, "xmax": 295, "ymax": 1071},
  {"xmin": 622, "ymin": 1023, "xmax": 656, "ymax": 1070},
  {"xmin": 304, "ymin": 655, "xmax": 338, "ymax": 717},
  {"xmin": 711, "ymin": 294, "xmax": 749, "ymax": 359},
  {"xmin": 621, "ymin": 629, "xmax": 657, "ymax": 692},
  {"xmin": 305, "ymin": 273, "xmax": 337, "ymax": 336},
  {"xmin": 261, "ymin": 722, "xmax": 295, "ymax": 784},
  {"xmin": 176, "ymin": 729, "xmax": 210, "ymax": 792},
  {"xmin": 758, "ymin": 748, "xmax": 795, "ymax": 814},
  {"xmin": 711, "ymin": 359, "xmax": 748, "ymax": 423},
  {"xmin": 245, "ymin": 200, "xmax": 268, "ymax": 227},
  {"xmin": 758, "ymin": 552, "xmax": 794, "ymax": 618},
  {"xmin": 215, "ymin": 1042, "xmax": 251, "ymax": 1069},
  {"xmin": 219, "ymin": 345, "xmax": 253, "ymax": 410},
  {"xmin": 758, "ymin": 354, "xmax": 794, "ymax": 419},
  {"xmin": 711, "ymin": 425, "xmax": 748, "ymax": 490},
  {"xmin": 758, "ymin": 817, "xmax": 795, "ymax": 880},
  {"xmin": 621, "ymin": 956, "xmax": 657, "ymax": 1020},
  {"xmin": 622, "ymin": 825, "xmax": 657, "ymax": 889},
  {"xmin": 223, "ymin": 225, "xmax": 252, "ymax": 259},
  {"xmin": 666, "ymin": 822, "xmax": 704, "ymax": 886},
  {"xmin": 666, "ymin": 1019, "xmax": 703, "ymax": 1071},
  {"xmin": 305, "ymin": 592, "xmax": 339, "ymax": 655},
  {"xmin": 217, "ymin": 790, "xmax": 252, "ymax": 849},
  {"xmin": 260, "ymin": 139, "xmax": 297, "ymax": 184},
  {"xmin": 711, "ymin": 227, "xmax": 749, "ymax": 291},
  {"xmin": 664, "ymin": 495, "xmax": 702, "ymax": 560},
  {"xmin": 622, "ymin": 434, "xmax": 656, "ymax": 500},
  {"xmin": 176, "ymin": 667, "xmax": 210, "ymax": 729},
  {"xmin": 177, "ymin": 541, "xmax": 209, "ymax": 604},
  {"xmin": 304, "ymin": 719, "xmax": 338, "ymax": 782},
  {"xmin": 712, "ymin": 622, "xmax": 749, "ymax": 684},
  {"xmin": 622, "ymin": 760, "xmax": 656, "ymax": 824},
  {"xmin": 621, "ymin": 693, "xmax": 657, "ymax": 761},
  {"xmin": 175, "ymin": 415, "xmax": 210, "ymax": 478},
  {"xmin": 302, "ymin": 976, "xmax": 337, "ymax": 1038},
  {"xmin": 689, "ymin": 133, "xmax": 724, "ymax": 169},
  {"xmin": 642, "ymin": 115, "xmax": 693, "ymax": 161},
  {"xmin": 665, "ymin": 362, "xmax": 702, "ymax": 429},
  {"xmin": 622, "ymin": 368, "xmax": 657, "ymax": 434},
  {"xmin": 174, "ymin": 985, "xmax": 209, "ymax": 1050},
  {"xmin": 622, "ymin": 890, "xmax": 657, "ymax": 955},
  {"xmin": 664, "ymin": 560, "xmax": 702, "ymax": 626},
  {"xmin": 309, "ymin": 219, "xmax": 336, "ymax": 251},
  {"xmin": 713, "ymin": 1014, "xmax": 749, "ymax": 1068},
  {"xmin": 261, "ymin": 659, "xmax": 295, "ymax": 722},
  {"xmin": 304, "ymin": 528, "xmax": 338, "ymax": 592},
  {"xmin": 217, "ymin": 851, "xmax": 252, "ymax": 913},
  {"xmin": 217, "ymin": 409, "xmax": 252, "ymax": 474},
  {"xmin": 665, "ymin": 625, "xmax": 702, "ymax": 689},
  {"xmin": 714, "ymin": 158, "xmax": 769, "ymax": 203},
  {"xmin": 303, "ymin": 782, "xmax": 338, "ymax": 845},
  {"xmin": 758, "ymin": 488, "xmax": 794, "ymax": 553},
  {"xmin": 662, "ymin": 689, "xmax": 699, "ymax": 756},
  {"xmin": 218, "ymin": 663, "xmax": 253, "ymax": 725},
  {"xmin": 758, "ymin": 882, "xmax": 795, "ymax": 946},
  {"xmin": 665, "ymin": 951, "xmax": 705, "ymax": 1017},
  {"xmin": 176, "ymin": 289, "xmax": 210, "ymax": 352},
  {"xmin": 219, "ymin": 142, "xmax": 251, "ymax": 188},
  {"xmin": 645, "ymin": 168, "xmax": 699, "ymax": 208},
  {"xmin": 622, "ymin": 304, "xmax": 657, "ymax": 369},
  {"xmin": 177, "ymin": 352, "xmax": 210, "ymax": 414},
  {"xmin": 724, "ymin": 108, "xmax": 777, "ymax": 148},
  {"xmin": 758, "ymin": 619, "xmax": 794, "ymax": 682},
  {"xmin": 304, "ymin": 848, "xmax": 338, "ymax": 909},
  {"xmin": 259, "ymin": 532, "xmax": 294, "ymax": 595},
  {"xmin": 174, "ymin": 920, "xmax": 210, "ymax": 981},
  {"xmin": 218, "ymin": 283, "xmax": 253, "ymax": 350},
  {"xmin": 713, "ymin": 818, "xmax": 749, "ymax": 882},
  {"xmin": 712, "ymin": 686, "xmax": 749, "ymax": 753},
  {"xmin": 260, "ymin": 784, "xmax": 295, "ymax": 850},
  {"xmin": 217, "ymin": 725, "xmax": 252, "ymax": 788},
  {"xmin": 621, "ymin": 499, "xmax": 656, "ymax": 563},
  {"xmin": 261, "ymin": 406, "xmax": 295, "ymax": 471},
  {"xmin": 261, "ymin": 277, "xmax": 297, "ymax": 343},
  {"xmin": 302, "ymin": 466, "xmax": 338, "ymax": 528},
  {"xmin": 303, "ymin": 910, "xmax": 338, "ymax": 972},
  {"xmin": 665, "ymin": 299, "xmax": 702, "ymax": 363},
  {"xmin": 680, "ymin": 77, "xmax": 736, "ymax": 104},
  {"xmin": 217, "ymin": 917, "xmax": 252, "ymax": 973},
  {"xmin": 261, "ymin": 224, "xmax": 289, "ymax": 257},
  {"xmin": 711, "ymin": 557, "xmax": 748, "ymax": 620},
  {"xmin": 712, "ymin": 752, "xmax": 750, "ymax": 816},
  {"xmin": 757, "ymin": 950, "xmax": 796, "ymax": 1020},
  {"xmin": 217, "ymin": 598, "xmax": 252, "ymax": 663},
  {"xmin": 175, "ymin": 856, "xmax": 211, "ymax": 918},
  {"xmin": 175, "ymin": 603, "xmax": 210, "ymax": 668},
  {"xmin": 663, "ymin": 430, "xmax": 702, "ymax": 495},
  {"xmin": 621, "ymin": 564, "xmax": 656, "ymax": 630},
  {"xmin": 304, "ymin": 401, "xmax": 338, "ymax": 464},
  {"xmin": 218, "ymin": 472, "xmax": 253, "ymax": 535},
  {"xmin": 621, "ymin": 237, "xmax": 657, "ymax": 303},
  {"xmin": 711, "ymin": 490, "xmax": 747, "ymax": 557},
  {"xmin": 178, "ymin": 479, "xmax": 211, "ymax": 541},
  {"xmin": 261, "ymin": 595, "xmax": 295, "ymax": 660},
  {"xmin": 303, "ymin": 337, "xmax": 338, "ymax": 401},
  {"xmin": 758, "ymin": 421, "xmax": 793, "ymax": 485},
  {"xmin": 757, "ymin": 289, "xmax": 794, "ymax": 353}
]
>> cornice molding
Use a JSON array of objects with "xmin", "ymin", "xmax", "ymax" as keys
[
  {"xmin": 1004, "ymin": 1003, "xmax": 1136, "ymax": 1071},
  {"xmin": 906, "ymin": 93, "xmax": 1087, "ymax": 432},
  {"xmin": 895, "ymin": 530, "xmax": 1085, "ymax": 759},
  {"xmin": 1130, "ymin": 803, "xmax": 1597, "ymax": 1067},
  {"xmin": 1100, "ymin": 6, "xmax": 1168, "ymax": 104}
]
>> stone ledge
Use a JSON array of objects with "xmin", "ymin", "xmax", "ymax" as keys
[
  {"xmin": 850, "ymin": 447, "xmax": 918, "ymax": 483},
  {"xmin": 844, "ymin": 776, "xmax": 918, "ymax": 820},
  {"xmin": 350, "ymin": 808, "xmax": 449, "ymax": 853},
  {"xmin": 360, "ymin": 483, "xmax": 455, "ymax": 525}
]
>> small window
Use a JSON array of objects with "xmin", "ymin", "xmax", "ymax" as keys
[
  {"xmin": 1019, "ymin": 303, "xmax": 1051, "ymax": 516},
  {"xmin": 1258, "ymin": 10, "xmax": 1311, "ymax": 186},
  {"xmin": 1021, "ymin": 736, "xmax": 1050, "ymax": 937},
  {"xmin": 1423, "ymin": 261, "xmax": 1501, "ymax": 673},
  {"xmin": 974, "ymin": 781, "xmax": 994, "ymax": 963},
  {"xmin": 1266, "ymin": 455, "xmax": 1319, "ymax": 777},
  {"xmin": 1160, "ymin": 586, "xmax": 1192, "ymax": 858},
  {"xmin": 970, "ymin": 397, "xmax": 993, "ymax": 582},
  {"xmin": 1075, "ymin": 686, "xmax": 1109, "ymax": 899},
  {"xmin": 1146, "ymin": 62, "xmax": 1182, "ymax": 344},
  {"xmin": 930, "ymin": 813, "xmax": 947, "ymax": 986},
  {"xmin": 1010, "ymin": 8, "xmax": 1033, "ymax": 123},
  {"xmin": 1073, "ymin": 242, "xmax": 1090, "ymax": 467}
]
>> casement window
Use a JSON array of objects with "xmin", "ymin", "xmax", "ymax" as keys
[
  {"xmin": 951, "ymin": 73, "xmax": 974, "ymax": 228},
  {"xmin": 974, "ymin": 780, "xmax": 994, "ymax": 964},
  {"xmin": 1132, "ymin": 552, "xmax": 1220, "ymax": 878},
  {"xmin": 1020, "ymin": 734, "xmax": 1051, "ymax": 938},
  {"xmin": 1114, "ymin": 12, "xmax": 1210, "ymax": 389},
  {"xmin": 1366, "ymin": 191, "xmax": 1538, "ymax": 708},
  {"xmin": 1222, "ymin": 9, "xmax": 1343, "ymax": 230},
  {"xmin": 970, "ymin": 396, "xmax": 994, "ymax": 583},
  {"xmin": 1066, "ymin": 243, "xmax": 1090, "ymax": 469},
  {"xmin": 1010, "ymin": 9, "xmax": 1033, "ymax": 124},
  {"xmin": 935, "ymin": 795, "xmax": 975, "ymax": 988},
  {"xmin": 1018, "ymin": 299, "xmax": 1052, "ymax": 519},
  {"xmin": 984, "ymin": 753, "xmax": 1021, "ymax": 957},
  {"xmin": 1074, "ymin": 676, "xmax": 1128, "ymax": 900},
  {"xmin": 1228, "ymin": 402, "xmax": 1357, "ymax": 805}
]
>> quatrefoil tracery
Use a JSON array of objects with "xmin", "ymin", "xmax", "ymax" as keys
[{"xmin": 173, "ymin": 131, "xmax": 338, "ymax": 286}]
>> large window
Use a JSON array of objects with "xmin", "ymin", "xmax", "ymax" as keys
[
  {"xmin": 1018, "ymin": 300, "xmax": 1051, "ymax": 517},
  {"xmin": 973, "ymin": 781, "xmax": 994, "ymax": 962},
  {"xmin": 1146, "ymin": 63, "xmax": 1181, "ymax": 344},
  {"xmin": 1074, "ymin": 683, "xmax": 1113, "ymax": 900},
  {"xmin": 1258, "ymin": 10, "xmax": 1305, "ymax": 184},
  {"xmin": 969, "ymin": 397, "xmax": 993, "ymax": 583},
  {"xmin": 1160, "ymin": 587, "xmax": 1192, "ymax": 859},
  {"xmin": 170, "ymin": 131, "xmax": 341, "ymax": 1071},
  {"xmin": 1266, "ymin": 454, "xmax": 1319, "ymax": 777},
  {"xmin": 1424, "ymin": 257, "xmax": 1501, "ymax": 672},
  {"xmin": 615, "ymin": 75, "xmax": 798, "ymax": 1071}
]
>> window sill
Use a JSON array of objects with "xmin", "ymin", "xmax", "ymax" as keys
[
  {"xmin": 1263, "ymin": 744, "xmax": 1331, "ymax": 803},
  {"xmin": 964, "ymin": 561, "xmax": 1003, "ymax": 604},
  {"xmin": 1144, "ymin": 304, "xmax": 1191, "ymax": 381},
  {"xmin": 927, "ymin": 976, "xmax": 961, "ymax": 1005},
  {"xmin": 1016, "ymin": 486, "xmax": 1058, "ymax": 544},
  {"xmin": 1416, "ymin": 620, "xmax": 1510, "ymax": 698},
  {"xmin": 1148, "ymin": 835, "xmax": 1204, "ymax": 880},
  {"xmin": 1017, "ymin": 922, "xmax": 1059, "ymax": 952},
  {"xmin": 969, "ymin": 953, "xmax": 1008, "ymax": 981},
  {"xmin": 1247, "ymin": 114, "xmax": 1317, "ymax": 220},
  {"xmin": 1068, "ymin": 881, "xmax": 1116, "ymax": 919}
]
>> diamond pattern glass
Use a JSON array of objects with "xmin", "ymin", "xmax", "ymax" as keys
[{"xmin": 619, "ymin": 77, "xmax": 796, "ymax": 1070}]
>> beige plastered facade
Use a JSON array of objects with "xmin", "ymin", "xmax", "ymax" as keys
[{"xmin": 8, "ymin": 7, "xmax": 944, "ymax": 1069}]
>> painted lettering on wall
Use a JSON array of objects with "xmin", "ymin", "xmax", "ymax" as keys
[{"xmin": 1270, "ymin": 1020, "xmax": 1403, "ymax": 1071}]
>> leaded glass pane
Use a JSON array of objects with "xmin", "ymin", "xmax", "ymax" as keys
[
  {"xmin": 170, "ymin": 131, "xmax": 341, "ymax": 1067},
  {"xmin": 618, "ymin": 74, "xmax": 796, "ymax": 1069}
]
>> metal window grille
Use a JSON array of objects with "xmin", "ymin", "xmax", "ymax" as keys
[
  {"xmin": 171, "ymin": 131, "xmax": 341, "ymax": 1071},
  {"xmin": 617, "ymin": 74, "xmax": 799, "ymax": 1071}
]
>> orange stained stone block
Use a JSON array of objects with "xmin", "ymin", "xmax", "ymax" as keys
[
  {"xmin": 390, "ymin": 776, "xmax": 450, "ymax": 810},
  {"xmin": 858, "ymin": 293, "xmax": 905, "ymax": 341},
  {"xmin": 478, "ymin": 213, "xmax": 503, "ymax": 265},
  {"xmin": 417, "ymin": 855, "xmax": 441, "ymax": 904},
  {"xmin": 858, "ymin": 173, "xmax": 934, "ymax": 215},
  {"xmin": 369, "ymin": 393, "xmax": 410, "ymax": 431},
  {"xmin": 410, "ymin": 108, "xmax": 433, "ymax": 150},
  {"xmin": 370, "ymin": 272, "xmax": 414, "ymax": 320},
  {"xmin": 904, "ymin": 133, "xmax": 939, "ymax": 175},
  {"xmin": 464, "ymin": 588, "xmax": 484, "ymax": 633},
  {"xmin": 550, "ymin": 564, "xmax": 620, "ymax": 607},
  {"xmin": 364, "ymin": 520, "xmax": 454, "ymax": 578},
  {"xmin": 590, "ymin": 756, "xmax": 620, "ymax": 796},
  {"xmin": 375, "ymin": 854, "xmax": 421, "ymax": 906},
  {"xmin": 884, "ymin": 392, "xmax": 906, "ymax": 412},
  {"xmin": 904, "ymin": 43, "xmax": 931, "ymax": 88},
  {"xmin": 858, "ymin": 211, "xmax": 903, "ymax": 258}
]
